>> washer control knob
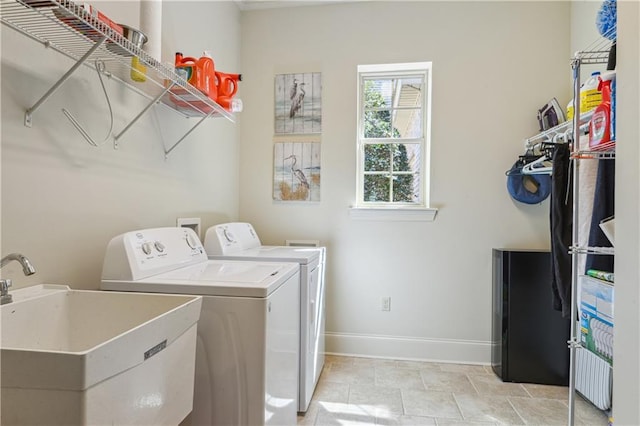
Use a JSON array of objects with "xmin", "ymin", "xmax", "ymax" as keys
[
  {"xmin": 186, "ymin": 234, "xmax": 199, "ymax": 249},
  {"xmin": 141, "ymin": 242, "xmax": 152, "ymax": 255},
  {"xmin": 154, "ymin": 241, "xmax": 165, "ymax": 253},
  {"xmin": 223, "ymin": 229, "xmax": 235, "ymax": 243}
]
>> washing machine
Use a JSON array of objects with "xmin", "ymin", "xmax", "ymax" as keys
[
  {"xmin": 100, "ymin": 227, "xmax": 300, "ymax": 426},
  {"xmin": 203, "ymin": 222, "xmax": 325, "ymax": 413}
]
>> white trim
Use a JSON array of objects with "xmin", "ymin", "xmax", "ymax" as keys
[
  {"xmin": 349, "ymin": 207, "xmax": 438, "ymax": 222},
  {"xmin": 325, "ymin": 332, "xmax": 491, "ymax": 364},
  {"xmin": 358, "ymin": 62, "xmax": 432, "ymax": 74}
]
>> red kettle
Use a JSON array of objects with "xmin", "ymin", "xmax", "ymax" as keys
[{"xmin": 175, "ymin": 52, "xmax": 218, "ymax": 102}]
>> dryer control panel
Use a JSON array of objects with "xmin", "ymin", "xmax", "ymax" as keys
[
  {"xmin": 204, "ymin": 222, "xmax": 261, "ymax": 255},
  {"xmin": 102, "ymin": 227, "xmax": 207, "ymax": 281}
]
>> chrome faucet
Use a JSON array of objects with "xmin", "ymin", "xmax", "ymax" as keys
[{"xmin": 0, "ymin": 253, "xmax": 36, "ymax": 305}]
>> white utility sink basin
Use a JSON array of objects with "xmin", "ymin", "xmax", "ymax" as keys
[{"xmin": 1, "ymin": 284, "xmax": 202, "ymax": 426}]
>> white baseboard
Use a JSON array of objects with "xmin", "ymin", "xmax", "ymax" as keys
[{"xmin": 325, "ymin": 332, "xmax": 491, "ymax": 364}]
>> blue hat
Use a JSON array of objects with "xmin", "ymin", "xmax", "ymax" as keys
[{"xmin": 506, "ymin": 160, "xmax": 552, "ymax": 204}]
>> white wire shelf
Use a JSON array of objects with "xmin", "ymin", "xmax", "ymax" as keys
[
  {"xmin": 524, "ymin": 110, "xmax": 593, "ymax": 149},
  {"xmin": 0, "ymin": 0, "xmax": 234, "ymax": 155},
  {"xmin": 572, "ymin": 141, "xmax": 616, "ymax": 160},
  {"xmin": 525, "ymin": 33, "xmax": 614, "ymax": 151},
  {"xmin": 570, "ymin": 246, "xmax": 615, "ymax": 256}
]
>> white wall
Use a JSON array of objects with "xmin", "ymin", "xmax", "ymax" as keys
[
  {"xmin": 612, "ymin": 1, "xmax": 640, "ymax": 424},
  {"xmin": 1, "ymin": 1, "xmax": 241, "ymax": 290},
  {"xmin": 240, "ymin": 1, "xmax": 571, "ymax": 362}
]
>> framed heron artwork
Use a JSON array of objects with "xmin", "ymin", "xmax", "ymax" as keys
[
  {"xmin": 274, "ymin": 73, "xmax": 322, "ymax": 134},
  {"xmin": 273, "ymin": 142, "xmax": 321, "ymax": 202}
]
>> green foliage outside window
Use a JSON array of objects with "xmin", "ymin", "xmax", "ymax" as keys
[{"xmin": 363, "ymin": 81, "xmax": 413, "ymax": 203}]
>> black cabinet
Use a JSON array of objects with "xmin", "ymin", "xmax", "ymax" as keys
[{"xmin": 492, "ymin": 249, "xmax": 570, "ymax": 385}]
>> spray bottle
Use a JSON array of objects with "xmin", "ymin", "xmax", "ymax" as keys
[{"xmin": 589, "ymin": 71, "xmax": 616, "ymax": 148}]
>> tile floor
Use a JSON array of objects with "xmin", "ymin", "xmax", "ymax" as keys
[{"xmin": 297, "ymin": 355, "xmax": 609, "ymax": 425}]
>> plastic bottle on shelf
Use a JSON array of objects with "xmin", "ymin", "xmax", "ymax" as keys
[
  {"xmin": 567, "ymin": 98, "xmax": 574, "ymax": 120},
  {"xmin": 130, "ymin": 56, "xmax": 147, "ymax": 82},
  {"xmin": 580, "ymin": 71, "xmax": 602, "ymax": 114},
  {"xmin": 589, "ymin": 71, "xmax": 615, "ymax": 148},
  {"xmin": 610, "ymin": 75, "xmax": 616, "ymax": 141}
]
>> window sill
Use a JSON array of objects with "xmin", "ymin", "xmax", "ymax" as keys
[{"xmin": 349, "ymin": 206, "xmax": 438, "ymax": 222}]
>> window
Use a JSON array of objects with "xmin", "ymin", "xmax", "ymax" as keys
[{"xmin": 353, "ymin": 62, "xmax": 436, "ymax": 221}]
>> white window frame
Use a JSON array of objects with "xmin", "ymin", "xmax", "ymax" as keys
[{"xmin": 351, "ymin": 62, "xmax": 437, "ymax": 221}]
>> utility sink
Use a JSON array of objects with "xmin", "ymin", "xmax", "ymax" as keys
[{"xmin": 1, "ymin": 284, "xmax": 202, "ymax": 426}]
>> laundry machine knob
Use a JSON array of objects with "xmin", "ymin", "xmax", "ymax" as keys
[
  {"xmin": 154, "ymin": 241, "xmax": 165, "ymax": 253},
  {"xmin": 141, "ymin": 242, "xmax": 153, "ymax": 255},
  {"xmin": 223, "ymin": 229, "xmax": 235, "ymax": 243},
  {"xmin": 186, "ymin": 234, "xmax": 199, "ymax": 249}
]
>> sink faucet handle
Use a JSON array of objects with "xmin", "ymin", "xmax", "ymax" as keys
[
  {"xmin": 0, "ymin": 279, "xmax": 12, "ymax": 293},
  {"xmin": 0, "ymin": 279, "xmax": 13, "ymax": 305}
]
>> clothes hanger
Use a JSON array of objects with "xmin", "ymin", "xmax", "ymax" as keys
[{"xmin": 522, "ymin": 154, "xmax": 553, "ymax": 175}]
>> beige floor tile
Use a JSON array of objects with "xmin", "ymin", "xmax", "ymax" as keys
[
  {"xmin": 438, "ymin": 363, "xmax": 491, "ymax": 375},
  {"xmin": 570, "ymin": 395, "xmax": 610, "ymax": 425},
  {"xmin": 435, "ymin": 419, "xmax": 498, "ymax": 426},
  {"xmin": 402, "ymin": 389, "xmax": 463, "ymax": 419},
  {"xmin": 302, "ymin": 356, "xmax": 611, "ymax": 426},
  {"xmin": 395, "ymin": 360, "xmax": 442, "ymax": 370},
  {"xmin": 420, "ymin": 370, "xmax": 477, "ymax": 395},
  {"xmin": 353, "ymin": 357, "xmax": 399, "ymax": 368},
  {"xmin": 467, "ymin": 374, "xmax": 530, "ymax": 397},
  {"xmin": 297, "ymin": 401, "xmax": 320, "ymax": 425},
  {"xmin": 376, "ymin": 413, "xmax": 437, "ymax": 425},
  {"xmin": 322, "ymin": 362, "xmax": 375, "ymax": 385},
  {"xmin": 312, "ymin": 380, "xmax": 350, "ymax": 403},
  {"xmin": 521, "ymin": 383, "xmax": 570, "ymax": 400},
  {"xmin": 453, "ymin": 393, "xmax": 525, "ymax": 425},
  {"xmin": 483, "ymin": 365, "xmax": 495, "ymax": 375},
  {"xmin": 325, "ymin": 354, "xmax": 355, "ymax": 367},
  {"xmin": 348, "ymin": 384, "xmax": 404, "ymax": 415},
  {"xmin": 508, "ymin": 396, "xmax": 571, "ymax": 425},
  {"xmin": 313, "ymin": 401, "xmax": 377, "ymax": 425},
  {"xmin": 376, "ymin": 366, "xmax": 426, "ymax": 390}
]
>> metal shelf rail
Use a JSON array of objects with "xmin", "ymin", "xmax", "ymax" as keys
[
  {"xmin": 567, "ymin": 42, "xmax": 614, "ymax": 425},
  {"xmin": 0, "ymin": 0, "xmax": 234, "ymax": 156}
]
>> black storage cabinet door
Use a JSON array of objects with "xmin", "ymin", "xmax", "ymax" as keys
[{"xmin": 492, "ymin": 249, "xmax": 570, "ymax": 385}]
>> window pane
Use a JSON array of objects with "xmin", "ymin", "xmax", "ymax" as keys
[
  {"xmin": 393, "ymin": 175, "xmax": 418, "ymax": 202},
  {"xmin": 364, "ymin": 175, "xmax": 390, "ymax": 202},
  {"xmin": 364, "ymin": 111, "xmax": 392, "ymax": 138},
  {"xmin": 392, "ymin": 143, "xmax": 421, "ymax": 172},
  {"xmin": 393, "ymin": 78, "xmax": 423, "ymax": 138},
  {"xmin": 364, "ymin": 79, "xmax": 392, "ymax": 109},
  {"xmin": 364, "ymin": 144, "xmax": 391, "ymax": 171}
]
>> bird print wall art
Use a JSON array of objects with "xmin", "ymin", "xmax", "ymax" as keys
[
  {"xmin": 273, "ymin": 142, "xmax": 321, "ymax": 201},
  {"xmin": 275, "ymin": 73, "xmax": 322, "ymax": 134}
]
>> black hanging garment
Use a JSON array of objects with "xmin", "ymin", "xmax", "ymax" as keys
[
  {"xmin": 550, "ymin": 144, "xmax": 573, "ymax": 318},
  {"xmin": 585, "ymin": 160, "xmax": 615, "ymax": 273}
]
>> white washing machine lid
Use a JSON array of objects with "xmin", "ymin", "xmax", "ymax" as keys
[
  {"xmin": 208, "ymin": 246, "xmax": 321, "ymax": 265},
  {"xmin": 102, "ymin": 260, "xmax": 299, "ymax": 298}
]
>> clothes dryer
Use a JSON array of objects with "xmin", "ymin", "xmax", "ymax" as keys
[
  {"xmin": 203, "ymin": 222, "xmax": 325, "ymax": 413},
  {"xmin": 101, "ymin": 227, "xmax": 299, "ymax": 426}
]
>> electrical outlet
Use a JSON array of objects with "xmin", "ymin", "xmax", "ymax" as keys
[{"xmin": 381, "ymin": 297, "xmax": 391, "ymax": 311}]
